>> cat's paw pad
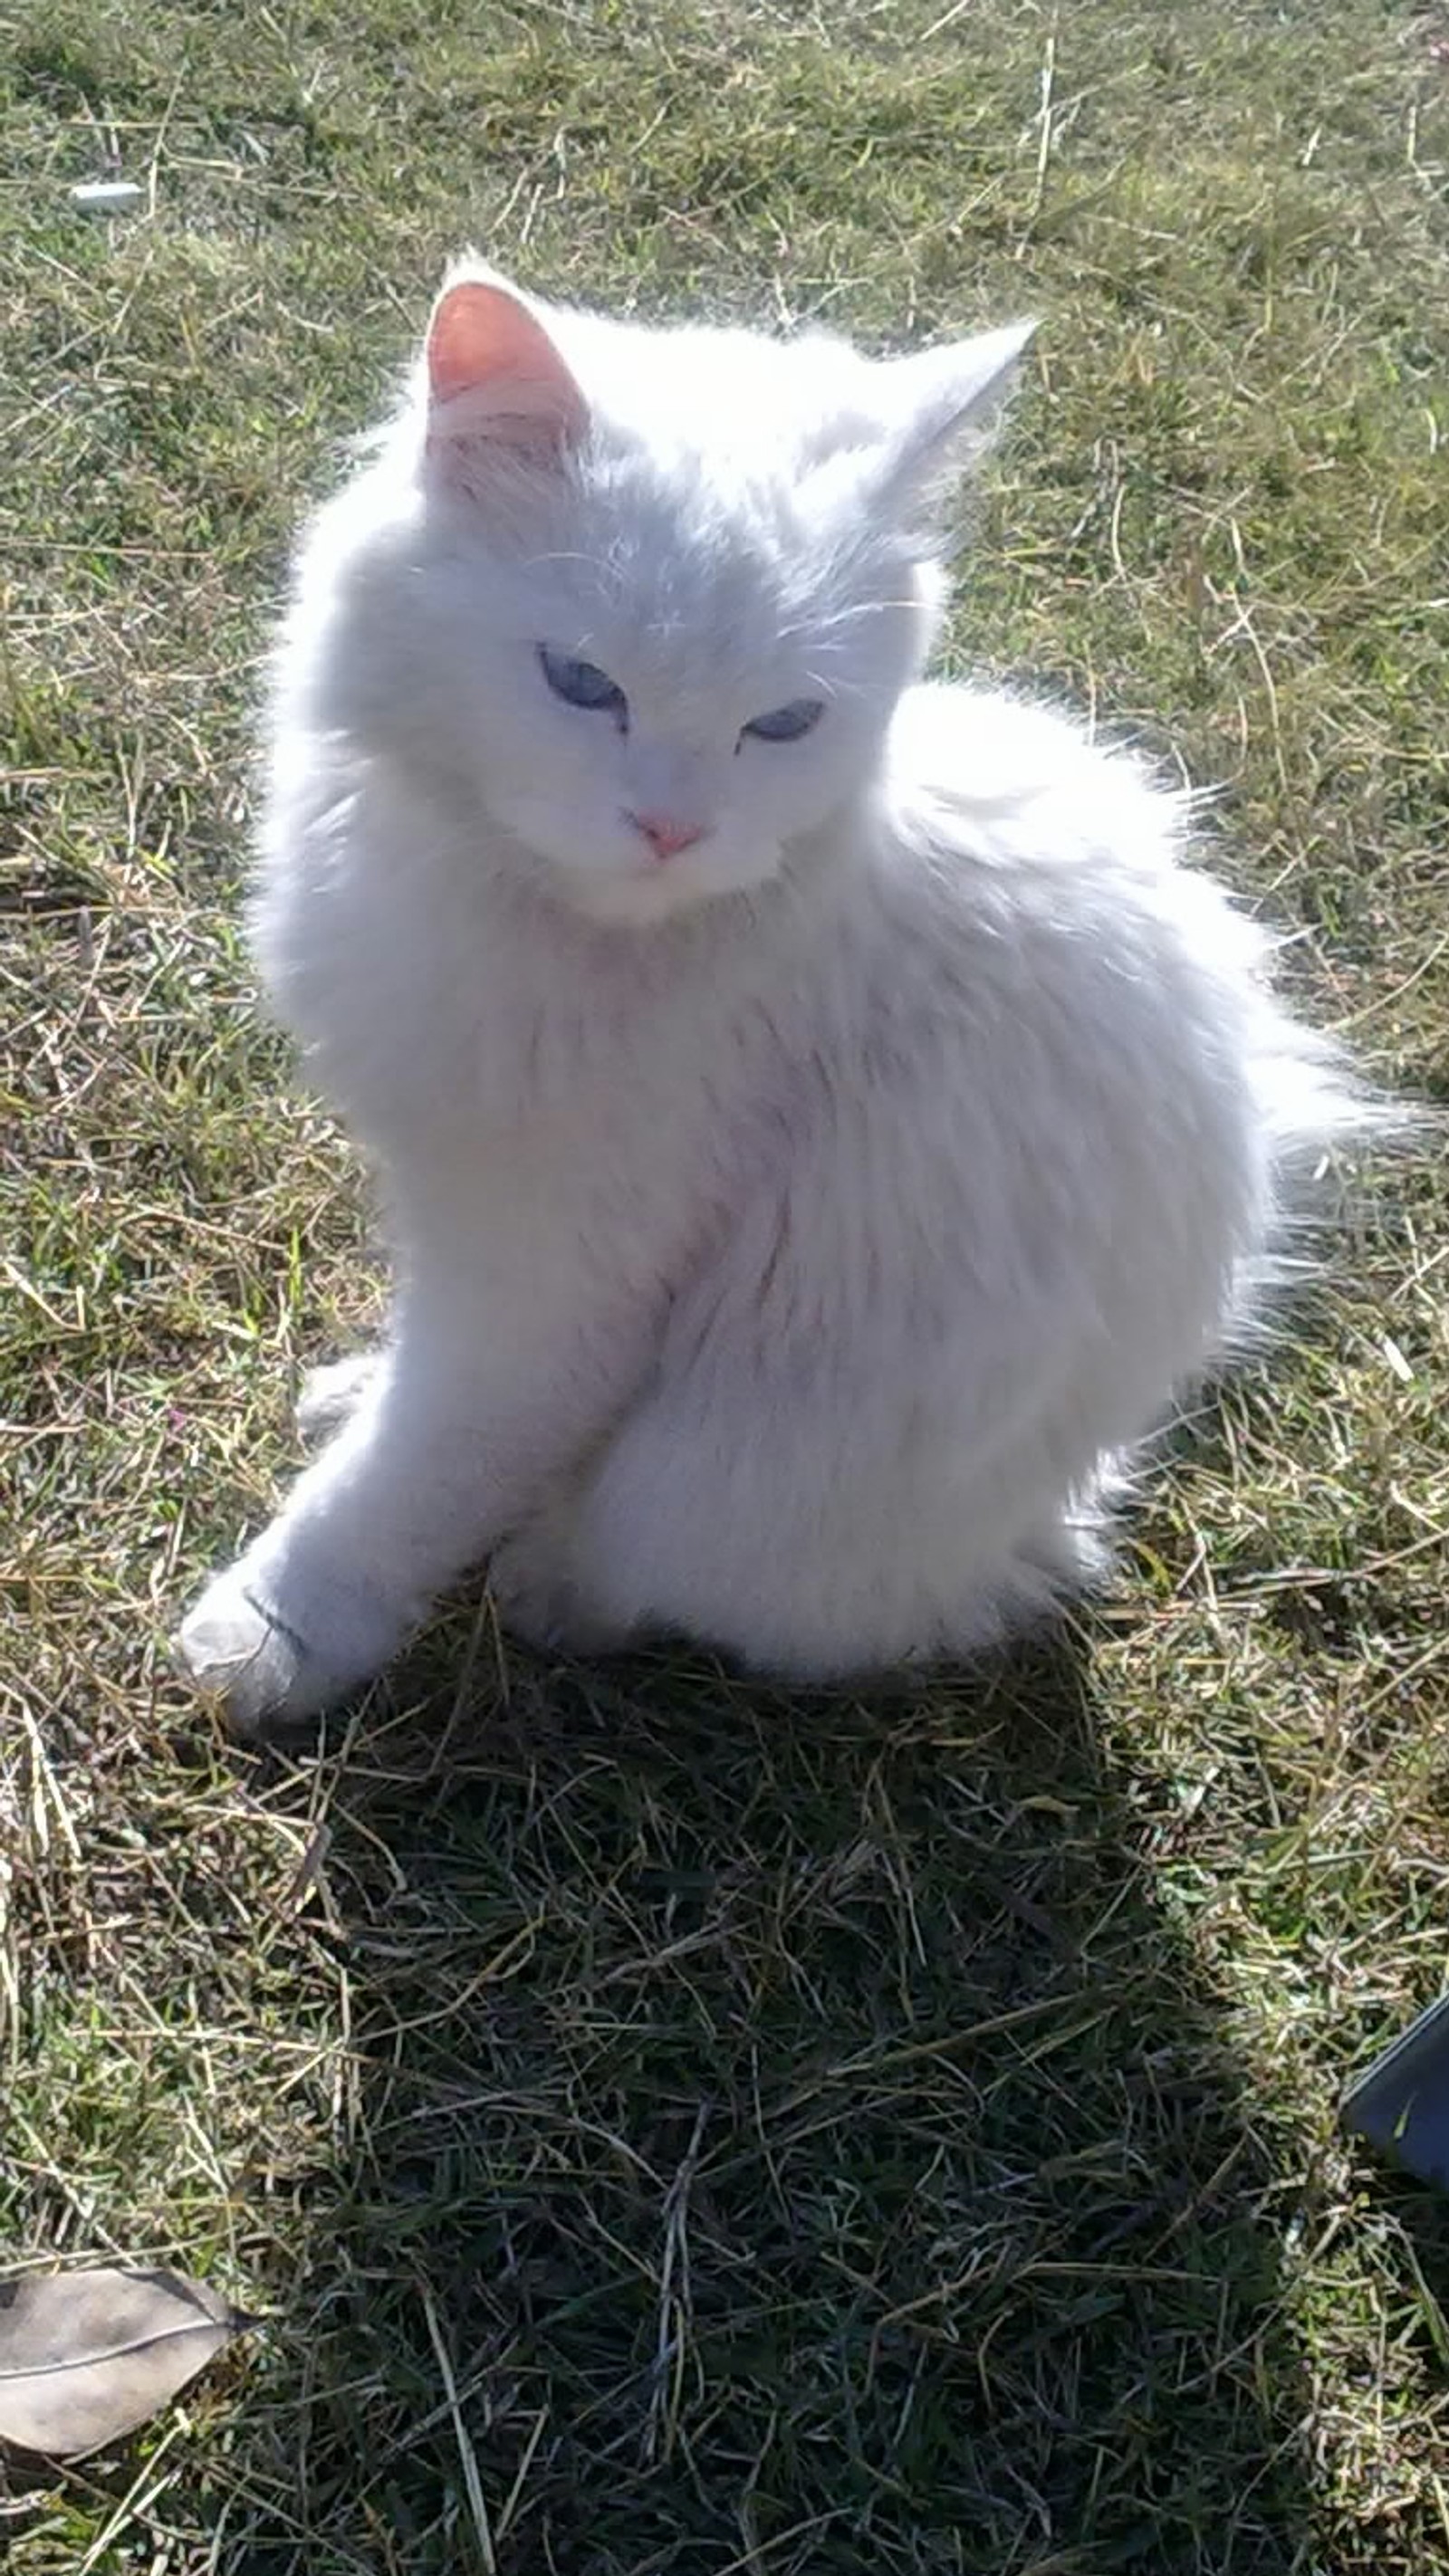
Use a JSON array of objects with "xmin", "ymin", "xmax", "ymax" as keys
[
  {"xmin": 488, "ymin": 1527, "xmax": 630, "ymax": 1660},
  {"xmin": 295, "ymin": 1352, "xmax": 379, "ymax": 1445},
  {"xmin": 175, "ymin": 1565, "xmax": 368, "ymax": 1738}
]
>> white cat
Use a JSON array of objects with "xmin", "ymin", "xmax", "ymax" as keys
[{"xmin": 177, "ymin": 261, "xmax": 1366, "ymax": 1735}]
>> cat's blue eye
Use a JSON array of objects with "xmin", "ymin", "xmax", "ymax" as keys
[
  {"xmin": 740, "ymin": 698, "xmax": 825, "ymax": 744},
  {"xmin": 538, "ymin": 645, "xmax": 628, "ymax": 722}
]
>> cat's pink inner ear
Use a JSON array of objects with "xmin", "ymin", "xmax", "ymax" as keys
[{"xmin": 426, "ymin": 281, "xmax": 587, "ymax": 455}]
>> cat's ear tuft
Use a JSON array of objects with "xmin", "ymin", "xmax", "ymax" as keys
[
  {"xmin": 873, "ymin": 320, "xmax": 1037, "ymax": 522},
  {"xmin": 424, "ymin": 276, "xmax": 587, "ymax": 485}
]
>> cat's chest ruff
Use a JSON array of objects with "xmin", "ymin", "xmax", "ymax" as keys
[{"xmin": 464, "ymin": 927, "xmax": 716, "ymax": 1149}]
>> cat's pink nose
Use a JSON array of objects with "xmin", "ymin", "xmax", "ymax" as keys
[{"xmin": 629, "ymin": 809, "xmax": 705, "ymax": 861}]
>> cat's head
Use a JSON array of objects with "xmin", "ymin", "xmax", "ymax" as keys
[{"xmin": 337, "ymin": 264, "xmax": 1032, "ymax": 925}]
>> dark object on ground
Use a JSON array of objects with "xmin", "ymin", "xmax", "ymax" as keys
[{"xmin": 1343, "ymin": 1994, "xmax": 1449, "ymax": 2191}]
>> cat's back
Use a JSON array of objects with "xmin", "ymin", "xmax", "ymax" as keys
[
  {"xmin": 879, "ymin": 681, "xmax": 1188, "ymax": 907},
  {"xmin": 866, "ymin": 679, "xmax": 1270, "ymax": 1068},
  {"xmin": 744, "ymin": 680, "xmax": 1282, "ymax": 1333}
]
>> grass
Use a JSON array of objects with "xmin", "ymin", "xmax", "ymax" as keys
[{"xmin": 2, "ymin": 0, "xmax": 1447, "ymax": 2567}]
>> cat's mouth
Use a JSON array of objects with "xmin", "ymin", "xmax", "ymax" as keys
[{"xmin": 544, "ymin": 831, "xmax": 778, "ymax": 929}]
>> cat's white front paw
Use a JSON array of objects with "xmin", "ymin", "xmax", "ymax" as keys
[{"xmin": 175, "ymin": 1556, "xmax": 395, "ymax": 1738}]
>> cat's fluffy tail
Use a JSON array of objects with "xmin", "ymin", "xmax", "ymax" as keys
[{"xmin": 1244, "ymin": 945, "xmax": 1417, "ymax": 1325}]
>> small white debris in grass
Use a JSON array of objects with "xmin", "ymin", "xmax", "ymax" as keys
[
  {"xmin": 71, "ymin": 180, "xmax": 144, "ymax": 212},
  {"xmin": 1379, "ymin": 1334, "xmax": 1415, "ymax": 1385}
]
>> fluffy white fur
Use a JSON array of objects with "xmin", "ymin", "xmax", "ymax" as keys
[{"xmin": 177, "ymin": 262, "xmax": 1365, "ymax": 1735}]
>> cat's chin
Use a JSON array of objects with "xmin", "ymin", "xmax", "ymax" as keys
[{"xmin": 539, "ymin": 849, "xmax": 782, "ymax": 929}]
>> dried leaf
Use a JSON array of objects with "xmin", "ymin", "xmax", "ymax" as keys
[{"xmin": 0, "ymin": 2266, "xmax": 253, "ymax": 2460}]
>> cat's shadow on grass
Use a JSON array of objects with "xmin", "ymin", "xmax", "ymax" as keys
[{"xmin": 216, "ymin": 1623, "xmax": 1340, "ymax": 2575}]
